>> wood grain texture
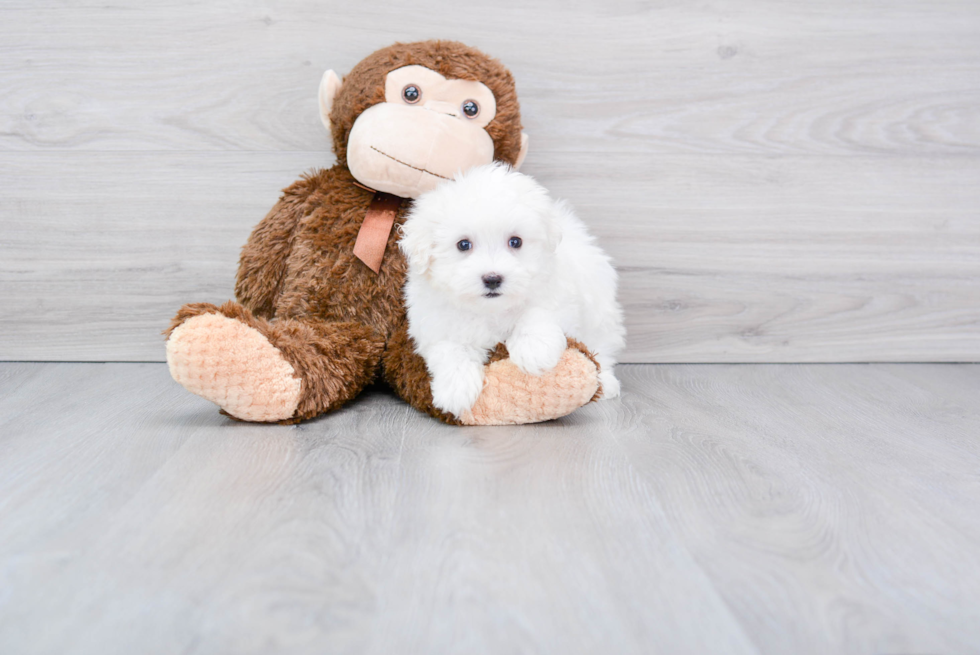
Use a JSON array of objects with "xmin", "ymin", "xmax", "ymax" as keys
[
  {"xmin": 1, "ymin": 362, "xmax": 979, "ymax": 654},
  {"xmin": 1, "ymin": 0, "xmax": 979, "ymax": 362},
  {"xmin": 3, "ymin": 1, "xmax": 979, "ymax": 157},
  {"xmin": 2, "ymin": 152, "xmax": 978, "ymax": 361}
]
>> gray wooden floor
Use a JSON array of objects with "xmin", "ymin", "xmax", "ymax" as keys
[{"xmin": 1, "ymin": 363, "xmax": 978, "ymax": 654}]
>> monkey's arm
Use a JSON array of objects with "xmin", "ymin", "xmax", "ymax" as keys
[{"xmin": 235, "ymin": 175, "xmax": 319, "ymax": 319}]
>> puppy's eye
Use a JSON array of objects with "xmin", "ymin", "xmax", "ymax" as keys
[
  {"xmin": 462, "ymin": 100, "xmax": 480, "ymax": 118},
  {"xmin": 457, "ymin": 239, "xmax": 472, "ymax": 252},
  {"xmin": 508, "ymin": 236, "xmax": 522, "ymax": 249},
  {"xmin": 402, "ymin": 85, "xmax": 421, "ymax": 104}
]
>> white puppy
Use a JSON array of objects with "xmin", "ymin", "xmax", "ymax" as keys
[{"xmin": 398, "ymin": 163, "xmax": 625, "ymax": 418}]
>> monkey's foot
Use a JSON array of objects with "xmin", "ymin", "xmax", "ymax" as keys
[
  {"xmin": 459, "ymin": 344, "xmax": 600, "ymax": 426},
  {"xmin": 166, "ymin": 310, "xmax": 301, "ymax": 422}
]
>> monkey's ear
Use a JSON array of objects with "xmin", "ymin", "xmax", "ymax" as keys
[
  {"xmin": 513, "ymin": 133, "xmax": 529, "ymax": 170},
  {"xmin": 318, "ymin": 70, "xmax": 342, "ymax": 132}
]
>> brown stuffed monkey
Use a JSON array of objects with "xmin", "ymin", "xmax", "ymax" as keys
[{"xmin": 165, "ymin": 40, "xmax": 600, "ymax": 425}]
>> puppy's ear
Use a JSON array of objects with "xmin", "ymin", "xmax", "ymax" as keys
[
  {"xmin": 544, "ymin": 202, "xmax": 565, "ymax": 253},
  {"xmin": 397, "ymin": 220, "xmax": 434, "ymax": 275}
]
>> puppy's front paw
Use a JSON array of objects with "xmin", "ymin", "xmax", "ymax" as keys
[
  {"xmin": 430, "ymin": 360, "xmax": 485, "ymax": 418},
  {"xmin": 507, "ymin": 323, "xmax": 567, "ymax": 376}
]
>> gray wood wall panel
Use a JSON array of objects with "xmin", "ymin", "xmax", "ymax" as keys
[{"xmin": 2, "ymin": 1, "xmax": 979, "ymax": 361}]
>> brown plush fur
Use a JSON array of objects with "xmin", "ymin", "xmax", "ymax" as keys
[
  {"xmin": 166, "ymin": 299, "xmax": 384, "ymax": 422},
  {"xmin": 166, "ymin": 40, "xmax": 597, "ymax": 424}
]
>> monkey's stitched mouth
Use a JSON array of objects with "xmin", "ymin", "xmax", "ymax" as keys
[{"xmin": 370, "ymin": 146, "xmax": 451, "ymax": 180}]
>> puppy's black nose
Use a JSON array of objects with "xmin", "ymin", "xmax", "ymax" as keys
[{"xmin": 482, "ymin": 274, "xmax": 503, "ymax": 290}]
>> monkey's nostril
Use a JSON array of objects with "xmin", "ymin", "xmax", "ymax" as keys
[{"xmin": 482, "ymin": 274, "xmax": 503, "ymax": 290}]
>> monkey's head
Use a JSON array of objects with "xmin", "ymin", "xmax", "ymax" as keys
[{"xmin": 319, "ymin": 41, "xmax": 528, "ymax": 199}]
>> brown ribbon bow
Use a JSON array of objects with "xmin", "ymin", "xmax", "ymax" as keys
[{"xmin": 352, "ymin": 190, "xmax": 403, "ymax": 274}]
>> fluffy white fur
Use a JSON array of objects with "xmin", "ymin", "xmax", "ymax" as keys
[{"xmin": 399, "ymin": 163, "xmax": 626, "ymax": 418}]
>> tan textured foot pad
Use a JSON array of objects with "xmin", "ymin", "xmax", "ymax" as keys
[
  {"xmin": 459, "ymin": 348, "xmax": 599, "ymax": 426},
  {"xmin": 166, "ymin": 313, "xmax": 302, "ymax": 422}
]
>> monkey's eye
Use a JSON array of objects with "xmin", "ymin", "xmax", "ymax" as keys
[
  {"xmin": 402, "ymin": 85, "xmax": 421, "ymax": 104},
  {"xmin": 462, "ymin": 100, "xmax": 480, "ymax": 118},
  {"xmin": 508, "ymin": 236, "xmax": 522, "ymax": 249},
  {"xmin": 457, "ymin": 239, "xmax": 472, "ymax": 252}
]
